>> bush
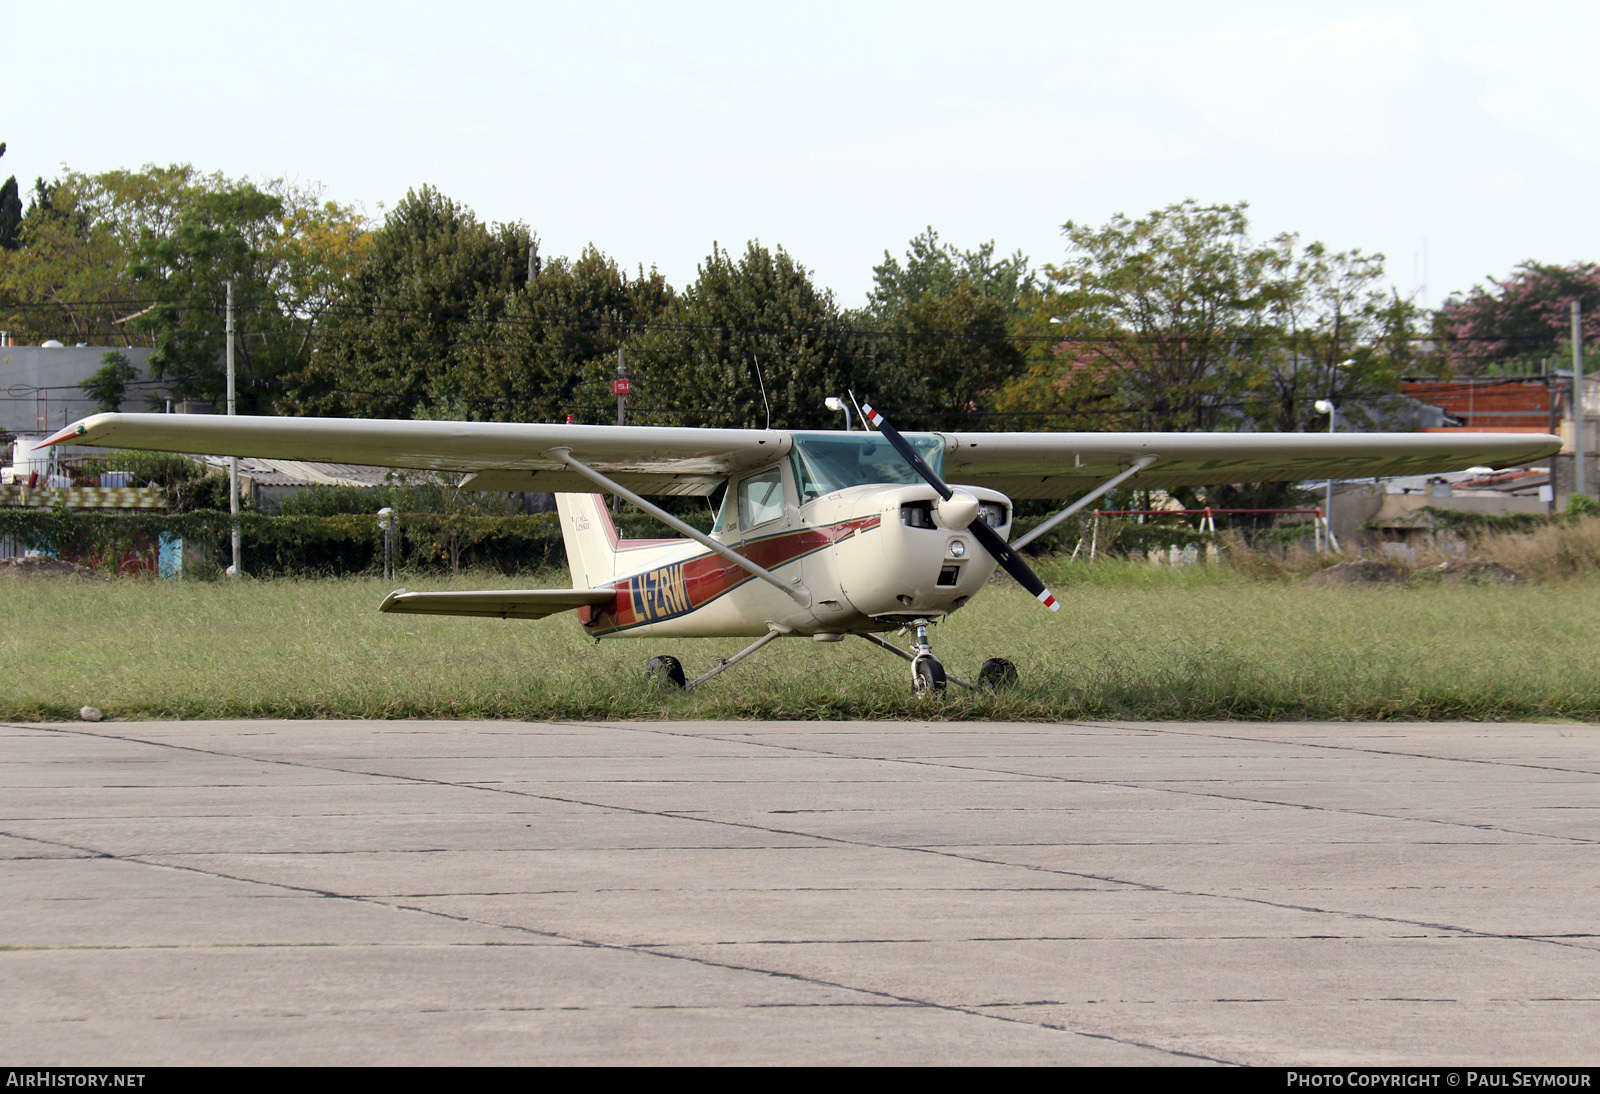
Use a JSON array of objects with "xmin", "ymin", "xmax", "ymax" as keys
[{"xmin": 0, "ymin": 505, "xmax": 716, "ymax": 579}]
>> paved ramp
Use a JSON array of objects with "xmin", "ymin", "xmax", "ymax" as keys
[{"xmin": 3, "ymin": 719, "xmax": 1598, "ymax": 1065}]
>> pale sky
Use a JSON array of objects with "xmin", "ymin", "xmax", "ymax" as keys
[{"xmin": 7, "ymin": 1, "xmax": 1596, "ymax": 310}]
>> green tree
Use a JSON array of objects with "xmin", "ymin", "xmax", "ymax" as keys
[
  {"xmin": 1004, "ymin": 201, "xmax": 1419, "ymax": 513},
  {"xmin": 0, "ymin": 165, "xmax": 369, "ymax": 382},
  {"xmin": 625, "ymin": 242, "xmax": 849, "ymax": 429},
  {"xmin": 1029, "ymin": 200, "xmax": 1277, "ymax": 433},
  {"xmin": 286, "ymin": 186, "xmax": 531, "ymax": 419},
  {"xmin": 130, "ymin": 180, "xmax": 291, "ymax": 409},
  {"xmin": 0, "ymin": 171, "xmax": 148, "ymax": 344},
  {"xmin": 864, "ymin": 227, "xmax": 1033, "ymax": 319},
  {"xmin": 857, "ymin": 228, "xmax": 1035, "ymax": 428},
  {"xmin": 1252, "ymin": 241, "xmax": 1419, "ymax": 434},
  {"xmin": 0, "ymin": 143, "xmax": 21, "ymax": 251},
  {"xmin": 450, "ymin": 246, "xmax": 673, "ymax": 423},
  {"xmin": 78, "ymin": 350, "xmax": 140, "ymax": 412}
]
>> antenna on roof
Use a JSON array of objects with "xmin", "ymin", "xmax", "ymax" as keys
[{"xmin": 752, "ymin": 354, "xmax": 772, "ymax": 430}]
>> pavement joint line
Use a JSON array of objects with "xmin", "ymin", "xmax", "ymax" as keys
[
  {"xmin": 0, "ymin": 765, "xmax": 1236, "ymax": 1062},
  {"xmin": 5, "ymin": 726, "xmax": 1596, "ymax": 959},
  {"xmin": 543, "ymin": 718, "xmax": 1600, "ymax": 847},
  {"xmin": 359, "ymin": 894, "xmax": 1239, "ymax": 1065},
  {"xmin": 9, "ymin": 718, "xmax": 1600, "ymax": 1062},
  {"xmin": 8, "ymin": 721, "xmax": 1598, "ymax": 952},
  {"xmin": 1077, "ymin": 719, "xmax": 1600, "ymax": 779}
]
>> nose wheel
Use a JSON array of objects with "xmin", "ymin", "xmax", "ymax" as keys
[
  {"xmin": 913, "ymin": 655, "xmax": 947, "ymax": 693},
  {"xmin": 859, "ymin": 622, "xmax": 1017, "ymax": 695},
  {"xmin": 908, "ymin": 621, "xmax": 947, "ymax": 693}
]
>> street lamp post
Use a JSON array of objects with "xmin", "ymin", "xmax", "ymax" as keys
[
  {"xmin": 1314, "ymin": 398, "xmax": 1339, "ymax": 551},
  {"xmin": 1309, "ymin": 360, "xmax": 1355, "ymax": 553},
  {"xmin": 824, "ymin": 396, "xmax": 853, "ymax": 431}
]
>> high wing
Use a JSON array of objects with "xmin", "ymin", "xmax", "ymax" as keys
[
  {"xmin": 938, "ymin": 430, "xmax": 1562, "ymax": 500},
  {"xmin": 379, "ymin": 588, "xmax": 614, "ymax": 619},
  {"xmin": 44, "ymin": 413, "xmax": 1561, "ymax": 501},
  {"xmin": 44, "ymin": 413, "xmax": 790, "ymax": 497}
]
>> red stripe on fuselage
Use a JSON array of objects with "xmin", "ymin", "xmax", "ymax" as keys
[{"xmin": 581, "ymin": 514, "xmax": 882, "ymax": 634}]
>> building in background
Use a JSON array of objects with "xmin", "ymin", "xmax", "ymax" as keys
[{"xmin": 0, "ymin": 342, "xmax": 170, "ymax": 436}]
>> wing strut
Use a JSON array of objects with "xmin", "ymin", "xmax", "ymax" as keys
[
  {"xmin": 547, "ymin": 446, "xmax": 811, "ymax": 607},
  {"xmin": 1008, "ymin": 455, "xmax": 1159, "ymax": 551}
]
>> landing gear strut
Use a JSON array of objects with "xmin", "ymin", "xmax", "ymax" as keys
[
  {"xmin": 648, "ymin": 624, "xmax": 1019, "ymax": 697},
  {"xmin": 909, "ymin": 621, "xmax": 946, "ymax": 694},
  {"xmin": 646, "ymin": 627, "xmax": 790, "ymax": 692},
  {"xmin": 857, "ymin": 622, "xmax": 1018, "ymax": 695}
]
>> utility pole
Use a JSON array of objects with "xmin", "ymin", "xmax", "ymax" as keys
[
  {"xmin": 227, "ymin": 280, "xmax": 241, "ymax": 577},
  {"xmin": 1573, "ymin": 300, "xmax": 1587, "ymax": 499},
  {"xmin": 615, "ymin": 347, "xmax": 629, "ymax": 427},
  {"xmin": 1546, "ymin": 360, "xmax": 1559, "ymax": 515}
]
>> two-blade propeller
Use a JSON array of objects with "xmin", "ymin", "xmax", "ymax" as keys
[{"xmin": 858, "ymin": 400, "xmax": 1060, "ymax": 612}]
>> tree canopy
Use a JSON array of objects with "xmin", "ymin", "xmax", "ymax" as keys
[
  {"xmin": 283, "ymin": 186, "xmax": 529, "ymax": 418},
  {"xmin": 0, "ymin": 143, "xmax": 21, "ymax": 252},
  {"xmin": 1436, "ymin": 262, "xmax": 1600, "ymax": 376},
  {"xmin": 0, "ymin": 164, "xmax": 370, "ymax": 410},
  {"xmin": 625, "ymin": 242, "xmax": 848, "ymax": 429},
  {"xmin": 996, "ymin": 200, "xmax": 1418, "ymax": 437},
  {"xmin": 448, "ymin": 247, "xmax": 673, "ymax": 423},
  {"xmin": 6, "ymin": 149, "xmax": 1595, "ymax": 448},
  {"xmin": 856, "ymin": 228, "xmax": 1035, "ymax": 429}
]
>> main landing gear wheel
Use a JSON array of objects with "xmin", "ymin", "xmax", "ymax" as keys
[
  {"xmin": 978, "ymin": 657, "xmax": 1018, "ymax": 691},
  {"xmin": 913, "ymin": 656, "xmax": 947, "ymax": 694},
  {"xmin": 646, "ymin": 655, "xmax": 687, "ymax": 690}
]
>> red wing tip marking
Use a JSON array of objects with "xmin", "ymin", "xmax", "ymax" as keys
[
  {"xmin": 1038, "ymin": 590, "xmax": 1060, "ymax": 611},
  {"xmin": 41, "ymin": 424, "xmax": 83, "ymax": 447},
  {"xmin": 862, "ymin": 405, "xmax": 883, "ymax": 427}
]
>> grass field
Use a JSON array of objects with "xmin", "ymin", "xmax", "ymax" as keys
[{"xmin": 5, "ymin": 561, "xmax": 1598, "ymax": 723}]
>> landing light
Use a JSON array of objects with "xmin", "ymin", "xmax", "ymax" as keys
[{"xmin": 948, "ymin": 539, "xmax": 967, "ymax": 558}]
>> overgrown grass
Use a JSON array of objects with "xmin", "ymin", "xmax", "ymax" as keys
[
  {"xmin": 1197, "ymin": 515, "xmax": 1600, "ymax": 585},
  {"xmin": 4, "ymin": 566, "xmax": 1597, "ymax": 723}
]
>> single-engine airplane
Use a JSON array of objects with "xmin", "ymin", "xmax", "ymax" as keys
[{"xmin": 42, "ymin": 405, "xmax": 1561, "ymax": 693}]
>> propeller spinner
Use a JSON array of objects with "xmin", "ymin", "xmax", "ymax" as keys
[{"xmin": 858, "ymin": 401, "xmax": 1060, "ymax": 612}]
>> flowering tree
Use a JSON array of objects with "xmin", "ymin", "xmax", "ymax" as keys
[{"xmin": 1437, "ymin": 262, "xmax": 1600, "ymax": 376}]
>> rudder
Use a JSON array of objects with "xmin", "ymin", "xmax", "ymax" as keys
[{"xmin": 553, "ymin": 493, "xmax": 621, "ymax": 589}]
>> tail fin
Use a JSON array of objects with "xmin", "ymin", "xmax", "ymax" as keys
[{"xmin": 554, "ymin": 493, "xmax": 621, "ymax": 589}]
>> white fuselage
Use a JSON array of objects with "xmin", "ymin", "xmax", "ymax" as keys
[{"xmin": 569, "ymin": 471, "xmax": 1015, "ymax": 640}]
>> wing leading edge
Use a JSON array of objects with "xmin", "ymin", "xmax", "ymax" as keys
[
  {"xmin": 43, "ymin": 413, "xmax": 1562, "ymax": 501},
  {"xmin": 939, "ymin": 431, "xmax": 1563, "ymax": 500},
  {"xmin": 43, "ymin": 413, "xmax": 790, "ymax": 497}
]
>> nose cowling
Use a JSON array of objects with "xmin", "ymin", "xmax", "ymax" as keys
[{"xmin": 822, "ymin": 484, "xmax": 1011, "ymax": 621}]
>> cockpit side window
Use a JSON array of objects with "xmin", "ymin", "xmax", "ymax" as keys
[{"xmin": 737, "ymin": 466, "xmax": 785, "ymax": 529}]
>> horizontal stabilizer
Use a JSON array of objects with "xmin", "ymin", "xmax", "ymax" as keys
[{"xmin": 378, "ymin": 588, "xmax": 615, "ymax": 620}]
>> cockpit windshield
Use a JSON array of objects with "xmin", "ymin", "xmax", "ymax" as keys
[{"xmin": 789, "ymin": 431, "xmax": 946, "ymax": 503}]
